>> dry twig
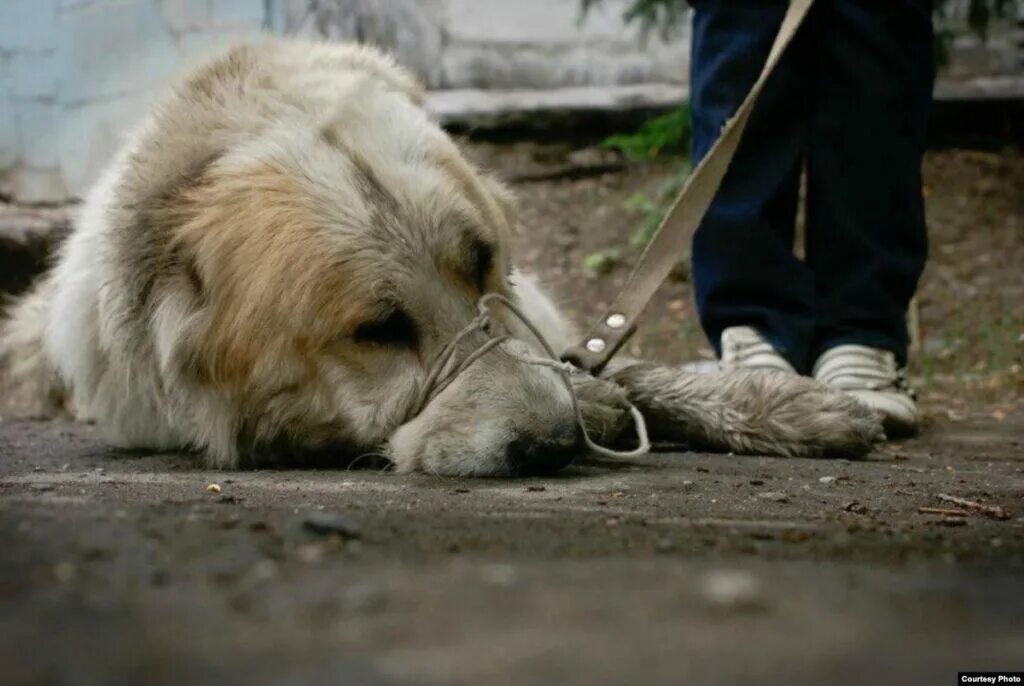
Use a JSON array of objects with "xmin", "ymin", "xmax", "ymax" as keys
[
  {"xmin": 936, "ymin": 494, "xmax": 1013, "ymax": 521},
  {"xmin": 918, "ymin": 506, "xmax": 969, "ymax": 517}
]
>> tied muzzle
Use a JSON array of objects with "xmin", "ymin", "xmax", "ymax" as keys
[{"xmin": 408, "ymin": 293, "xmax": 650, "ymax": 461}]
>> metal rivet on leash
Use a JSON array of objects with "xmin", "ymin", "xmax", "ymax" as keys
[
  {"xmin": 606, "ymin": 313, "xmax": 626, "ymax": 329},
  {"xmin": 409, "ymin": 293, "xmax": 650, "ymax": 461}
]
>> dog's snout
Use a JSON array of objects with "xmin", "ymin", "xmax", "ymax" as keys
[{"xmin": 504, "ymin": 428, "xmax": 581, "ymax": 477}]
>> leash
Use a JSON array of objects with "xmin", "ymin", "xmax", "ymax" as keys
[{"xmin": 561, "ymin": 0, "xmax": 815, "ymax": 374}]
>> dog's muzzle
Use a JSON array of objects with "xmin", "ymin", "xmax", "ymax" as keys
[{"xmin": 406, "ymin": 293, "xmax": 650, "ymax": 461}]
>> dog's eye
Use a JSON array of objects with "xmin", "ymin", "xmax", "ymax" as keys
[
  {"xmin": 353, "ymin": 309, "xmax": 417, "ymax": 347},
  {"xmin": 468, "ymin": 238, "xmax": 495, "ymax": 291}
]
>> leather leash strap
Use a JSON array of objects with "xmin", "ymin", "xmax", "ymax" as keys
[{"xmin": 562, "ymin": 0, "xmax": 815, "ymax": 374}]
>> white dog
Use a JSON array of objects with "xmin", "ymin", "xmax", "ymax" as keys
[{"xmin": 0, "ymin": 40, "xmax": 883, "ymax": 476}]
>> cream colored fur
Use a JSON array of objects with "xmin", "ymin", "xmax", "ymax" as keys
[{"xmin": 0, "ymin": 39, "xmax": 883, "ymax": 476}]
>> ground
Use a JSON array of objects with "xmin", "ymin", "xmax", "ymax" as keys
[
  {"xmin": 1, "ymin": 143, "xmax": 1022, "ymax": 685},
  {"xmin": 2, "ymin": 420, "xmax": 1022, "ymax": 685}
]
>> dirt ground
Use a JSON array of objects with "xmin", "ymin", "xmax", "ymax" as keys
[{"xmin": 1, "ymin": 142, "xmax": 1023, "ymax": 685}]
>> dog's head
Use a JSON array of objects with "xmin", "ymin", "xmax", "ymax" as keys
[{"xmin": 138, "ymin": 74, "xmax": 580, "ymax": 475}]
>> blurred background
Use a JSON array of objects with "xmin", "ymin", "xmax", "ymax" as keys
[
  {"xmin": 0, "ymin": 0, "xmax": 1022, "ymax": 423},
  {"xmin": 0, "ymin": 0, "xmax": 1020, "ymax": 201}
]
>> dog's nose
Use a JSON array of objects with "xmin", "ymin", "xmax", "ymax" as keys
[{"xmin": 504, "ymin": 429, "xmax": 581, "ymax": 477}]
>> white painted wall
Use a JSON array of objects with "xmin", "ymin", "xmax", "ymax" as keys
[{"xmin": 0, "ymin": 0, "xmax": 688, "ymax": 202}]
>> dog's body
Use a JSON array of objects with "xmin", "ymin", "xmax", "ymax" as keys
[{"xmin": 0, "ymin": 40, "xmax": 883, "ymax": 476}]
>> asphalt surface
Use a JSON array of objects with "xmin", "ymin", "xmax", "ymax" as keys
[{"xmin": 1, "ymin": 418, "xmax": 1022, "ymax": 685}]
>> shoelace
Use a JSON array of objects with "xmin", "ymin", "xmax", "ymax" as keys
[{"xmin": 408, "ymin": 293, "xmax": 650, "ymax": 460}]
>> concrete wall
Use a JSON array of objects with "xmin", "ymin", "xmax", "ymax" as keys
[
  {"xmin": 279, "ymin": 0, "xmax": 687, "ymax": 90},
  {"xmin": 0, "ymin": 0, "xmax": 687, "ymax": 202},
  {"xmin": 0, "ymin": 0, "xmax": 271, "ymax": 202}
]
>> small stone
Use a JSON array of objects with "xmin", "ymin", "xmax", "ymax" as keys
[
  {"xmin": 526, "ymin": 485, "xmax": 546, "ymax": 492},
  {"xmin": 297, "ymin": 543, "xmax": 325, "ymax": 564},
  {"xmin": 701, "ymin": 570, "xmax": 762, "ymax": 610},
  {"xmin": 302, "ymin": 512, "xmax": 362, "ymax": 539},
  {"xmin": 205, "ymin": 483, "xmax": 221, "ymax": 494},
  {"xmin": 480, "ymin": 564, "xmax": 518, "ymax": 587},
  {"xmin": 758, "ymin": 491, "xmax": 789, "ymax": 503},
  {"xmin": 818, "ymin": 476, "xmax": 836, "ymax": 484}
]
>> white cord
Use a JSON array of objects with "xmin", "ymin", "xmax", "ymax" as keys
[{"xmin": 409, "ymin": 293, "xmax": 650, "ymax": 461}]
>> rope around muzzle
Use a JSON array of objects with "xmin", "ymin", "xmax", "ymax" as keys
[{"xmin": 408, "ymin": 293, "xmax": 650, "ymax": 460}]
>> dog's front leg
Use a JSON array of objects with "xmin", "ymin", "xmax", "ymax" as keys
[{"xmin": 602, "ymin": 360, "xmax": 884, "ymax": 458}]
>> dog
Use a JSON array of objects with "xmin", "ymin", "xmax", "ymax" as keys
[{"xmin": 0, "ymin": 40, "xmax": 883, "ymax": 476}]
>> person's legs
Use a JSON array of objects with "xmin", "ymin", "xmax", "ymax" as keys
[
  {"xmin": 804, "ymin": 0, "xmax": 933, "ymax": 434},
  {"xmin": 690, "ymin": 0, "xmax": 815, "ymax": 371},
  {"xmin": 805, "ymin": 0, "xmax": 933, "ymax": 364}
]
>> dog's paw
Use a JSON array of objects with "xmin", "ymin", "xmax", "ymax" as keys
[
  {"xmin": 738, "ymin": 371, "xmax": 886, "ymax": 458},
  {"xmin": 570, "ymin": 373, "xmax": 632, "ymax": 446},
  {"xmin": 780, "ymin": 381, "xmax": 887, "ymax": 458}
]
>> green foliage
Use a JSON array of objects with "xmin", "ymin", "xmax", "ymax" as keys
[
  {"xmin": 580, "ymin": 0, "xmax": 689, "ymax": 40},
  {"xmin": 582, "ymin": 249, "xmax": 621, "ymax": 275},
  {"xmin": 623, "ymin": 163, "xmax": 690, "ymax": 248},
  {"xmin": 602, "ymin": 104, "xmax": 692, "ymax": 161}
]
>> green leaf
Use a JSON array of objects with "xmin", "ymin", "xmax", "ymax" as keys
[{"xmin": 583, "ymin": 249, "xmax": 621, "ymax": 274}]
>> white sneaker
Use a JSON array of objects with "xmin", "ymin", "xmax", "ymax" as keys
[
  {"xmin": 812, "ymin": 344, "xmax": 919, "ymax": 436},
  {"xmin": 720, "ymin": 326, "xmax": 797, "ymax": 374}
]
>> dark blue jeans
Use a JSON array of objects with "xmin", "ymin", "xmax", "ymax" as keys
[{"xmin": 690, "ymin": 0, "xmax": 934, "ymax": 373}]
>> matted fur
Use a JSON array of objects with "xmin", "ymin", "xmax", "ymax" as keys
[{"xmin": 0, "ymin": 39, "xmax": 883, "ymax": 476}]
